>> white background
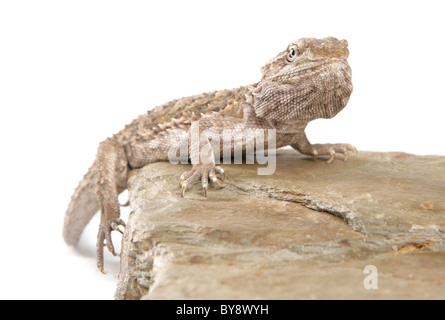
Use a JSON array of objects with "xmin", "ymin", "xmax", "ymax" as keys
[{"xmin": 0, "ymin": 0, "xmax": 444, "ymax": 299}]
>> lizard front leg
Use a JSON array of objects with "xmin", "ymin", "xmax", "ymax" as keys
[
  {"xmin": 179, "ymin": 138, "xmax": 225, "ymax": 197},
  {"xmin": 95, "ymin": 137, "xmax": 128, "ymax": 273},
  {"xmin": 291, "ymin": 132, "xmax": 357, "ymax": 164}
]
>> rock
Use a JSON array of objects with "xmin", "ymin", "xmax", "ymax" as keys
[{"xmin": 115, "ymin": 150, "xmax": 445, "ymax": 300}]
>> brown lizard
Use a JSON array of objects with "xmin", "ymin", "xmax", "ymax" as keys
[{"xmin": 63, "ymin": 36, "xmax": 356, "ymax": 273}]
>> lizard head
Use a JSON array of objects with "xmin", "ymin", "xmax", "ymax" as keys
[{"xmin": 253, "ymin": 37, "xmax": 353, "ymax": 126}]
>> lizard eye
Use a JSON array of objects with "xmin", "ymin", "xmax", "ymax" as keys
[{"xmin": 287, "ymin": 45, "xmax": 299, "ymax": 62}]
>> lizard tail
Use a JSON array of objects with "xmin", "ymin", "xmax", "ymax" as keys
[{"xmin": 63, "ymin": 164, "xmax": 99, "ymax": 246}]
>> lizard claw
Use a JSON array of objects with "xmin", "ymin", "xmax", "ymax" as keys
[
  {"xmin": 181, "ymin": 181, "xmax": 188, "ymax": 197},
  {"xmin": 96, "ymin": 218, "xmax": 126, "ymax": 274},
  {"xmin": 179, "ymin": 164, "xmax": 225, "ymax": 197},
  {"xmin": 202, "ymin": 181, "xmax": 208, "ymax": 197}
]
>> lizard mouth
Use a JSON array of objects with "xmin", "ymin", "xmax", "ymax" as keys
[{"xmin": 268, "ymin": 59, "xmax": 351, "ymax": 83}]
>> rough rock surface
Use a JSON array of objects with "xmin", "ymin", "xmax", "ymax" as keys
[{"xmin": 115, "ymin": 150, "xmax": 445, "ymax": 300}]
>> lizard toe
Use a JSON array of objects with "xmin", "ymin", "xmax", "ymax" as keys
[
  {"xmin": 319, "ymin": 143, "xmax": 357, "ymax": 164},
  {"xmin": 336, "ymin": 144, "xmax": 357, "ymax": 162},
  {"xmin": 96, "ymin": 218, "xmax": 126, "ymax": 273},
  {"xmin": 179, "ymin": 164, "xmax": 226, "ymax": 197},
  {"xmin": 214, "ymin": 166, "xmax": 225, "ymax": 181}
]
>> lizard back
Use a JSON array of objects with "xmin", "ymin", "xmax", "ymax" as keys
[{"xmin": 114, "ymin": 86, "xmax": 250, "ymax": 145}]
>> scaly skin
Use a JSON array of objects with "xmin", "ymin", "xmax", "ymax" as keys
[{"xmin": 63, "ymin": 37, "xmax": 356, "ymax": 273}]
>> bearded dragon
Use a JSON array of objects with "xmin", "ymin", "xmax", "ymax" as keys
[{"xmin": 63, "ymin": 36, "xmax": 356, "ymax": 273}]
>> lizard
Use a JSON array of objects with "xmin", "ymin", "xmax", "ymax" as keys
[{"xmin": 63, "ymin": 36, "xmax": 356, "ymax": 274}]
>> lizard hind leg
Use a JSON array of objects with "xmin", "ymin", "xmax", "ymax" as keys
[{"xmin": 95, "ymin": 137, "xmax": 129, "ymax": 274}]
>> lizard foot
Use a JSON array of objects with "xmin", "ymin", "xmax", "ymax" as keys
[
  {"xmin": 96, "ymin": 218, "xmax": 126, "ymax": 274},
  {"xmin": 312, "ymin": 143, "xmax": 357, "ymax": 164},
  {"xmin": 179, "ymin": 164, "xmax": 225, "ymax": 197}
]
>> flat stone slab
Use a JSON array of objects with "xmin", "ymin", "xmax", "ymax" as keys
[{"xmin": 115, "ymin": 150, "xmax": 445, "ymax": 300}]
